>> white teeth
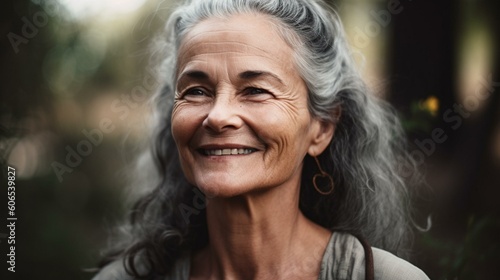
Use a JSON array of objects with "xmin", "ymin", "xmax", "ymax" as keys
[{"xmin": 204, "ymin": 148, "xmax": 254, "ymax": 155}]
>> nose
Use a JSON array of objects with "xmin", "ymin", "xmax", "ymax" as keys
[{"xmin": 202, "ymin": 93, "xmax": 243, "ymax": 133}]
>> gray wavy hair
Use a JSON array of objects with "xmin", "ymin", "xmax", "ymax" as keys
[{"xmin": 99, "ymin": 0, "xmax": 418, "ymax": 278}]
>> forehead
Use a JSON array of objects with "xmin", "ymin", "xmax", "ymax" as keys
[{"xmin": 176, "ymin": 13, "xmax": 297, "ymax": 74}]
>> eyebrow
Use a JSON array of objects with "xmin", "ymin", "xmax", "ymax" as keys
[
  {"xmin": 238, "ymin": 70, "xmax": 285, "ymax": 85},
  {"xmin": 177, "ymin": 69, "xmax": 285, "ymax": 86},
  {"xmin": 181, "ymin": 70, "xmax": 210, "ymax": 80}
]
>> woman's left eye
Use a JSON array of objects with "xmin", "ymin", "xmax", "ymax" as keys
[{"xmin": 245, "ymin": 87, "xmax": 270, "ymax": 95}]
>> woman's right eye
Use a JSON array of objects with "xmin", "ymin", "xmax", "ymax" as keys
[{"xmin": 184, "ymin": 88, "xmax": 207, "ymax": 96}]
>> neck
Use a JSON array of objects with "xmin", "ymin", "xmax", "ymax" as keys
[{"xmin": 191, "ymin": 181, "xmax": 332, "ymax": 280}]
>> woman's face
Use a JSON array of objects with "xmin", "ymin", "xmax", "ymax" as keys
[{"xmin": 171, "ymin": 13, "xmax": 333, "ymax": 197}]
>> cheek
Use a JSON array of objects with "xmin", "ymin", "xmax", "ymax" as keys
[
  {"xmin": 171, "ymin": 104, "xmax": 187, "ymax": 145},
  {"xmin": 171, "ymin": 103, "xmax": 204, "ymax": 184},
  {"xmin": 171, "ymin": 102, "xmax": 204, "ymax": 149},
  {"xmin": 249, "ymin": 102, "xmax": 311, "ymax": 160}
]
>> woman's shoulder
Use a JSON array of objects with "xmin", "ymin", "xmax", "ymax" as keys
[
  {"xmin": 371, "ymin": 247, "xmax": 429, "ymax": 280},
  {"xmin": 319, "ymin": 231, "xmax": 429, "ymax": 280},
  {"xmin": 92, "ymin": 255, "xmax": 191, "ymax": 280},
  {"xmin": 91, "ymin": 259, "xmax": 134, "ymax": 280}
]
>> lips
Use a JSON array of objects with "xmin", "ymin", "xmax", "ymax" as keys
[
  {"xmin": 202, "ymin": 148, "xmax": 256, "ymax": 155},
  {"xmin": 197, "ymin": 144, "xmax": 258, "ymax": 156}
]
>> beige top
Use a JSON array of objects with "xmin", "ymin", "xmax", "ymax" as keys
[{"xmin": 93, "ymin": 232, "xmax": 429, "ymax": 280}]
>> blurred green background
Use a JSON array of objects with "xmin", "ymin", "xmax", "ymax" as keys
[{"xmin": 1, "ymin": 0, "xmax": 499, "ymax": 279}]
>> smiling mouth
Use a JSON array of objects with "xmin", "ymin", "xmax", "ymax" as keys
[{"xmin": 199, "ymin": 148, "xmax": 257, "ymax": 156}]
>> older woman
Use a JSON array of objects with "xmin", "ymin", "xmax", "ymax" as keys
[{"xmin": 94, "ymin": 0, "xmax": 429, "ymax": 279}]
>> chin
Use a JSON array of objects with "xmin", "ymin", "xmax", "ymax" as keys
[
  {"xmin": 196, "ymin": 182, "xmax": 248, "ymax": 198},
  {"xmin": 194, "ymin": 176, "xmax": 265, "ymax": 199}
]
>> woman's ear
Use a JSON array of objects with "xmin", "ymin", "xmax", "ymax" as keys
[{"xmin": 307, "ymin": 106, "xmax": 341, "ymax": 157}]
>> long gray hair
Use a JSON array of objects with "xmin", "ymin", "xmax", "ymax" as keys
[{"xmin": 99, "ymin": 0, "xmax": 418, "ymax": 278}]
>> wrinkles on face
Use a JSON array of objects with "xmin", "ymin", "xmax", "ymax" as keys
[
  {"xmin": 171, "ymin": 13, "xmax": 318, "ymax": 196},
  {"xmin": 178, "ymin": 28, "xmax": 285, "ymax": 66},
  {"xmin": 177, "ymin": 18, "xmax": 294, "ymax": 82},
  {"xmin": 258, "ymin": 96, "xmax": 310, "ymax": 170}
]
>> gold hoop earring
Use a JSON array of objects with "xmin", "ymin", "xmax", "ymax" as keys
[{"xmin": 313, "ymin": 156, "xmax": 334, "ymax": 195}]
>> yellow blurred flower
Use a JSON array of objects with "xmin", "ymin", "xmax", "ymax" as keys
[{"xmin": 420, "ymin": 96, "xmax": 439, "ymax": 116}]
